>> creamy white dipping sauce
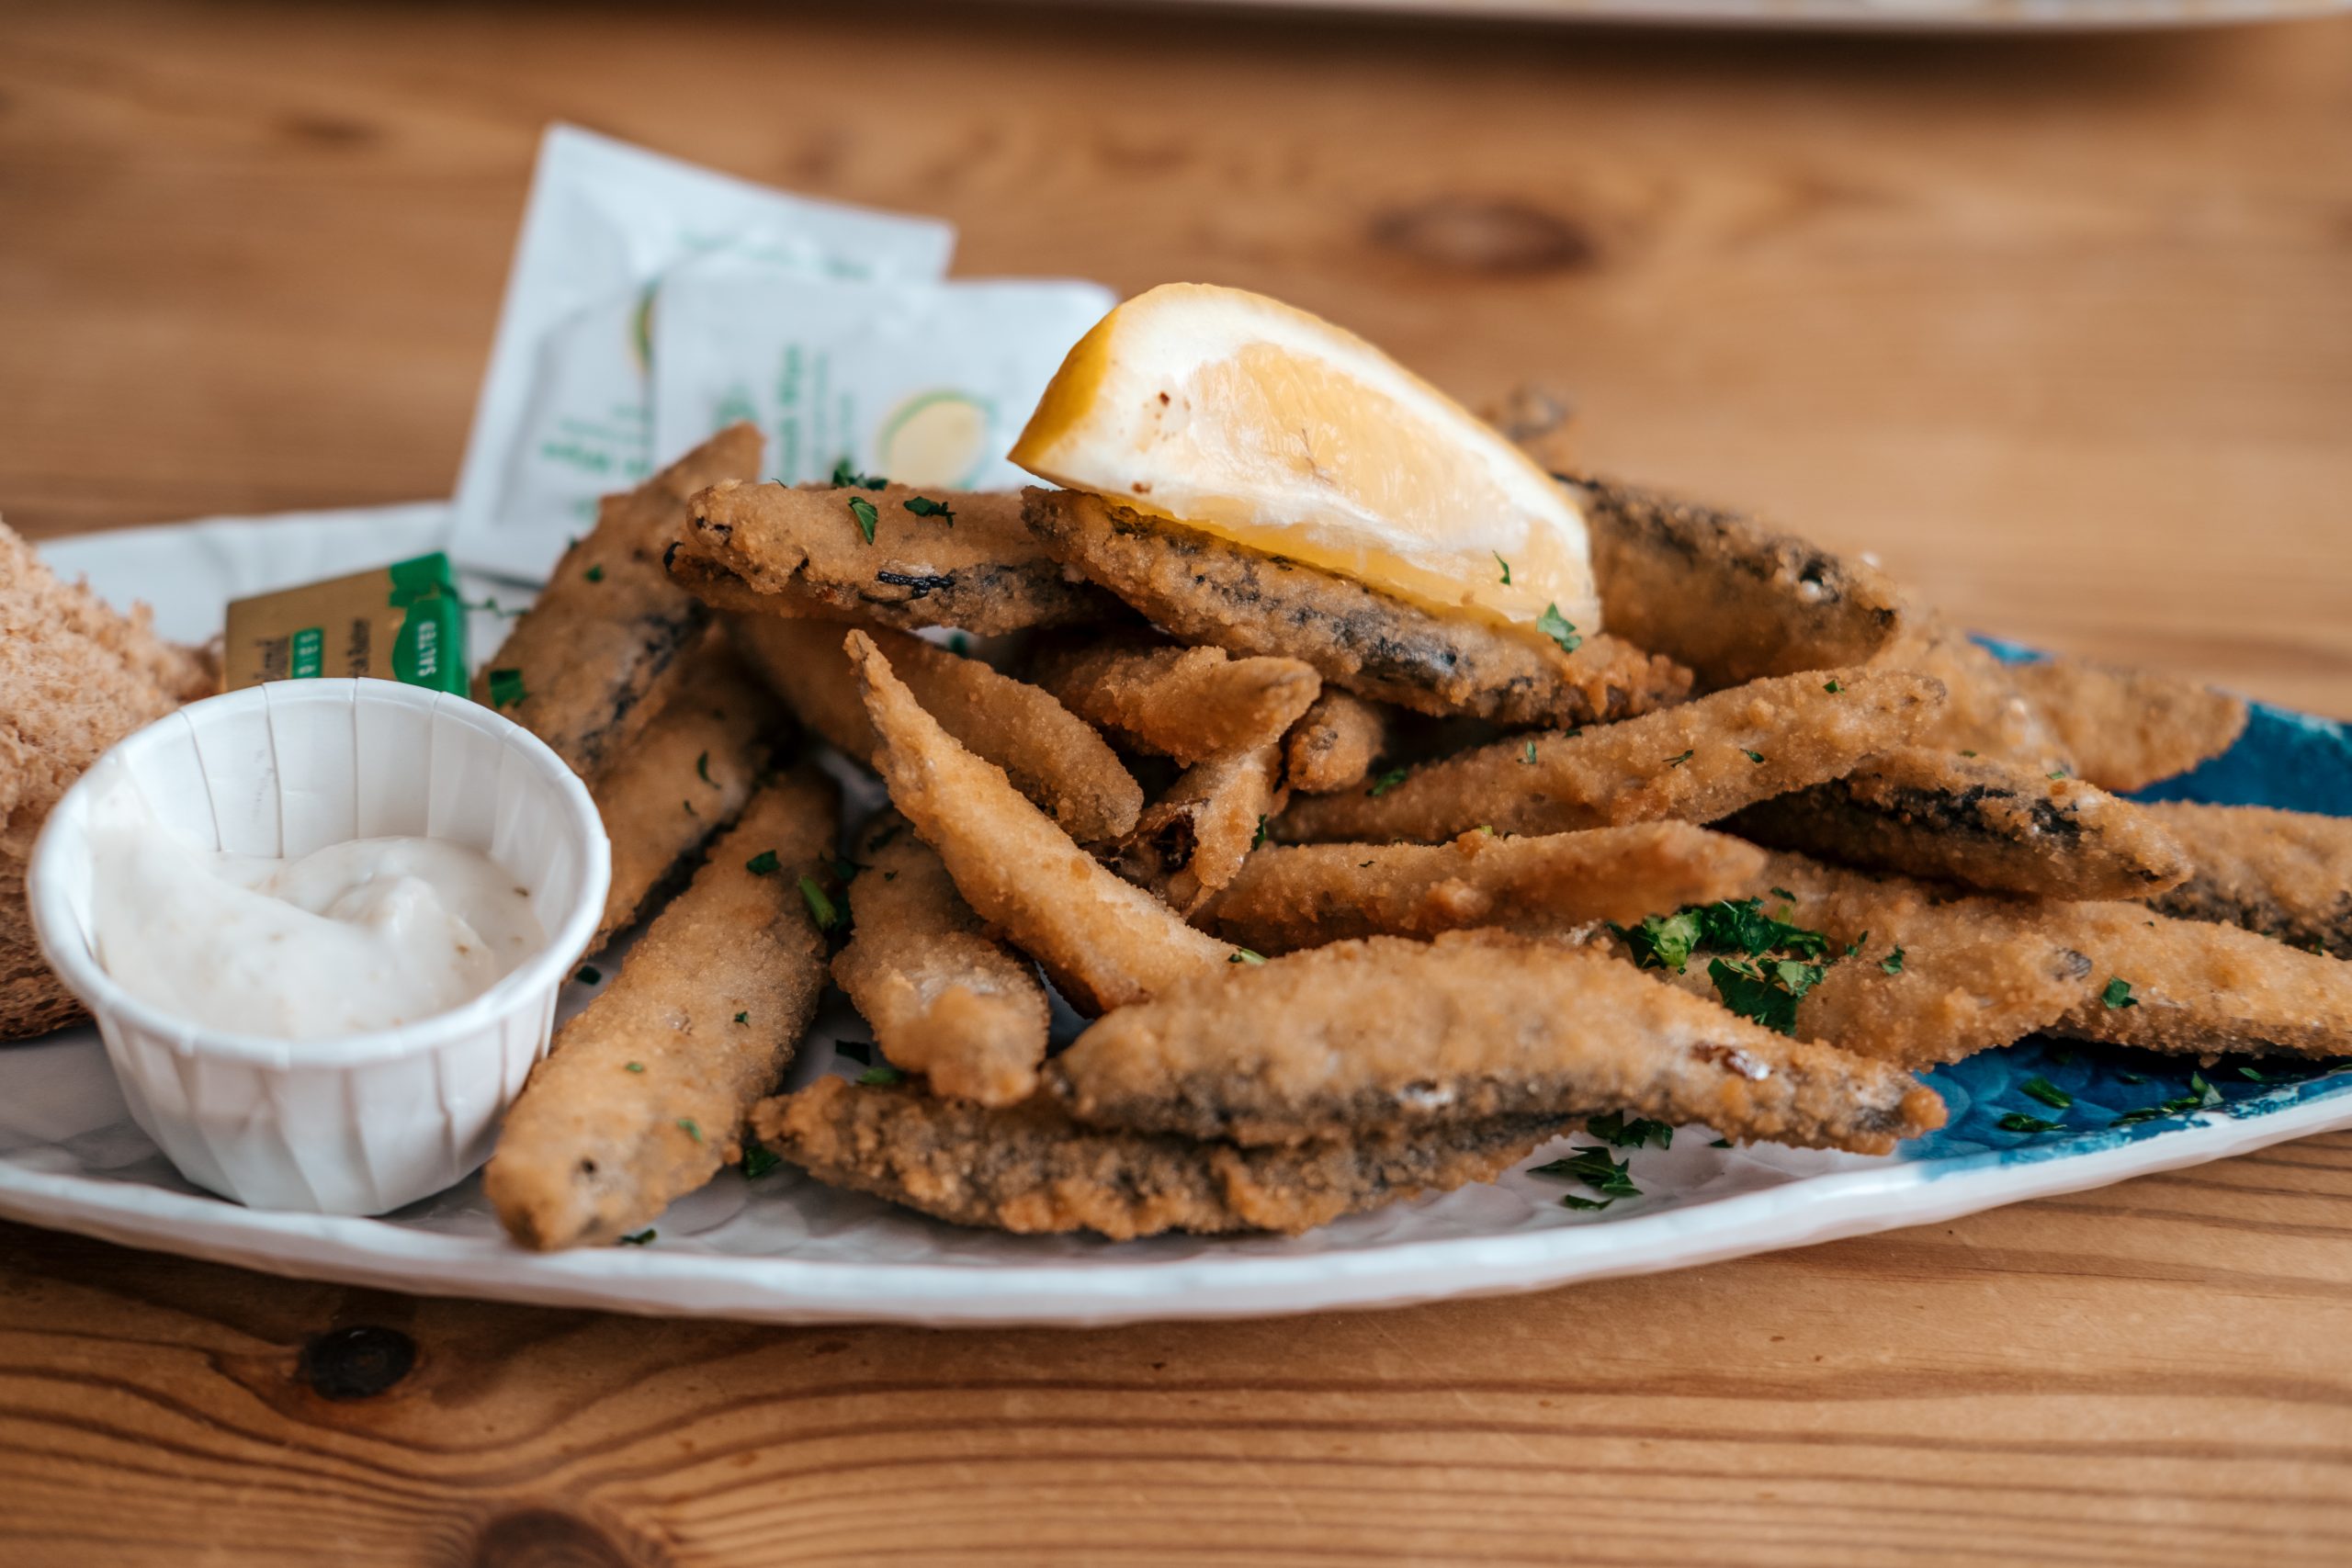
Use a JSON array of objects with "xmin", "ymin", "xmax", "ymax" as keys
[{"xmin": 86, "ymin": 779, "xmax": 545, "ymax": 1041}]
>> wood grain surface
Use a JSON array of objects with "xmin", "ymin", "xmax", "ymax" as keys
[{"xmin": 3, "ymin": 2, "xmax": 2349, "ymax": 1563}]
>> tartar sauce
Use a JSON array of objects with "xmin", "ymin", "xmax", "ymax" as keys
[{"xmin": 86, "ymin": 776, "xmax": 545, "ymax": 1041}]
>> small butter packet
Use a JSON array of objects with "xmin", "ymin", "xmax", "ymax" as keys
[
  {"xmin": 448, "ymin": 125, "xmax": 956, "ymax": 581},
  {"xmin": 222, "ymin": 553, "xmax": 469, "ymax": 695},
  {"xmin": 650, "ymin": 268, "xmax": 1115, "ymax": 487}
]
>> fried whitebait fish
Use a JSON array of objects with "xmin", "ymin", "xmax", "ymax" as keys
[
  {"xmin": 1050, "ymin": 931, "xmax": 1946, "ymax": 1155},
  {"xmin": 850, "ymin": 630, "xmax": 1236, "ymax": 1011},
  {"xmin": 1283, "ymin": 689, "xmax": 1390, "ymax": 795},
  {"xmin": 1566, "ymin": 474, "xmax": 1907, "ymax": 689},
  {"xmin": 1023, "ymin": 489, "xmax": 1690, "ymax": 727},
  {"xmin": 1201, "ymin": 823, "xmax": 1768, "ymax": 953},
  {"xmin": 1280, "ymin": 667, "xmax": 1941, "ymax": 845},
  {"xmin": 2143, "ymin": 802, "xmax": 2352, "ymax": 958},
  {"xmin": 1868, "ymin": 614, "xmax": 2072, "ymax": 772},
  {"xmin": 1725, "ymin": 747, "xmax": 2191, "ymax": 901},
  {"xmin": 2056, "ymin": 902, "xmax": 2352, "ymax": 1058},
  {"xmin": 2010, "ymin": 658, "xmax": 2249, "ymax": 793},
  {"xmin": 1114, "ymin": 742, "xmax": 1286, "ymax": 916},
  {"xmin": 673, "ymin": 479, "xmax": 1113, "ymax": 635},
  {"xmin": 833, "ymin": 814, "xmax": 1051, "ymax": 1107},
  {"xmin": 729, "ymin": 615, "xmax": 1142, "ymax": 843},
  {"xmin": 755, "ymin": 1077, "xmax": 1570, "ymax": 1239},
  {"xmin": 484, "ymin": 769, "xmax": 840, "ymax": 1250},
  {"xmin": 589, "ymin": 634, "xmax": 786, "ymax": 946},
  {"xmin": 1612, "ymin": 852, "xmax": 2095, "ymax": 1071},
  {"xmin": 477, "ymin": 423, "xmax": 761, "ymax": 780},
  {"xmin": 1031, "ymin": 633, "xmax": 1321, "ymax": 763}
]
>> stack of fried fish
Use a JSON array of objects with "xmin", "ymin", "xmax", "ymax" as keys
[{"xmin": 481, "ymin": 425, "xmax": 2351, "ymax": 1247}]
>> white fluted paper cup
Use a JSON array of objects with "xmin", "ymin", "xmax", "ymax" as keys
[{"xmin": 28, "ymin": 678, "xmax": 609, "ymax": 1215}]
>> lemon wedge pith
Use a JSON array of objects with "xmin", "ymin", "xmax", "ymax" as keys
[{"xmin": 1011, "ymin": 283, "xmax": 1599, "ymax": 636}]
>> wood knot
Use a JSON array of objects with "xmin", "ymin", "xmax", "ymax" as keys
[
  {"xmin": 298, "ymin": 1324, "xmax": 416, "ymax": 1401},
  {"xmin": 467, "ymin": 1508, "xmax": 662, "ymax": 1568},
  {"xmin": 1370, "ymin": 197, "xmax": 1598, "ymax": 276}
]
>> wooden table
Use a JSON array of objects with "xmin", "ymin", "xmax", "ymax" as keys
[{"xmin": 5, "ymin": 4, "xmax": 2349, "ymax": 1562}]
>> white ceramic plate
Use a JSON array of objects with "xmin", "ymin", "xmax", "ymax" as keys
[{"xmin": 11, "ymin": 507, "xmax": 2349, "ymax": 1326}]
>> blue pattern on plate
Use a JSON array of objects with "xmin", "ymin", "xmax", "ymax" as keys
[{"xmin": 1882, "ymin": 639, "xmax": 2352, "ymax": 1168}]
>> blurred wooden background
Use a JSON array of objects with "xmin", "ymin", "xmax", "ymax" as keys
[{"xmin": 3, "ymin": 3, "xmax": 2349, "ymax": 1564}]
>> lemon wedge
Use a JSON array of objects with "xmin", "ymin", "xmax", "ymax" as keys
[{"xmin": 1011, "ymin": 283, "xmax": 1598, "ymax": 635}]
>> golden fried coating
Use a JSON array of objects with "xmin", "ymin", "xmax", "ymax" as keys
[
  {"xmin": 1568, "ymin": 474, "xmax": 1907, "ymax": 689},
  {"xmin": 1023, "ymin": 489, "xmax": 1691, "ymax": 727},
  {"xmin": 2143, "ymin": 802, "xmax": 2352, "ymax": 958},
  {"xmin": 1283, "ymin": 689, "xmax": 1390, "ymax": 795},
  {"xmin": 477, "ymin": 423, "xmax": 759, "ymax": 781},
  {"xmin": 1279, "ymin": 667, "xmax": 1942, "ymax": 845},
  {"xmin": 673, "ymin": 480, "xmax": 1113, "ymax": 635},
  {"xmin": 589, "ymin": 634, "xmax": 786, "ymax": 946},
  {"xmin": 1202, "ymin": 824, "xmax": 1769, "ymax": 953},
  {"xmin": 2056, "ymin": 902, "xmax": 2352, "ymax": 1058},
  {"xmin": 1618, "ymin": 852, "xmax": 2095, "ymax": 1071},
  {"xmin": 1725, "ymin": 747, "xmax": 2191, "ymax": 901},
  {"xmin": 755, "ymin": 1077, "xmax": 1570, "ymax": 1239},
  {"xmin": 1114, "ymin": 742, "xmax": 1286, "ymax": 916},
  {"xmin": 484, "ymin": 770, "xmax": 840, "ymax": 1250},
  {"xmin": 729, "ymin": 615, "xmax": 1142, "ymax": 844},
  {"xmin": 1031, "ymin": 633, "xmax": 1320, "ymax": 763},
  {"xmin": 832, "ymin": 814, "xmax": 1051, "ymax": 1107},
  {"xmin": 1050, "ymin": 931, "xmax": 1945, "ymax": 1155},
  {"xmin": 2010, "ymin": 659, "xmax": 2248, "ymax": 793},
  {"xmin": 850, "ymin": 630, "xmax": 1236, "ymax": 1012},
  {"xmin": 1869, "ymin": 614, "xmax": 2071, "ymax": 772}
]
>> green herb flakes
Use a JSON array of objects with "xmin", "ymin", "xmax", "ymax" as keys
[
  {"xmin": 625, "ymin": 1061, "xmax": 645, "ymax": 1074},
  {"xmin": 1618, "ymin": 910, "xmax": 1702, "ymax": 974},
  {"xmin": 798, "ymin": 875, "xmax": 844, "ymax": 932},
  {"xmin": 1535, "ymin": 603, "xmax": 1582, "ymax": 653},
  {"xmin": 1998, "ymin": 1113, "xmax": 2066, "ymax": 1134},
  {"xmin": 618, "ymin": 1229, "xmax": 656, "ymax": 1246},
  {"xmin": 745, "ymin": 850, "xmax": 781, "ymax": 876},
  {"xmin": 848, "ymin": 495, "xmax": 879, "ymax": 544},
  {"xmin": 1585, "ymin": 1111, "xmax": 1672, "ymax": 1150},
  {"xmin": 1494, "ymin": 552, "xmax": 1512, "ymax": 585},
  {"xmin": 1529, "ymin": 1145, "xmax": 1641, "ymax": 1201},
  {"xmin": 831, "ymin": 458, "xmax": 887, "ymax": 491},
  {"xmin": 1251, "ymin": 815, "xmax": 1269, "ymax": 851},
  {"xmin": 1367, "ymin": 767, "xmax": 1409, "ymax": 797},
  {"xmin": 1559, "ymin": 1195, "xmax": 1612, "ymax": 1212},
  {"xmin": 740, "ymin": 1142, "xmax": 782, "ymax": 1179},
  {"xmin": 733, "ymin": 1010, "xmax": 749, "ymax": 1025},
  {"xmin": 1882, "ymin": 946, "xmax": 1906, "ymax": 975},
  {"xmin": 1743, "ymin": 749, "xmax": 1765, "ymax": 764},
  {"xmin": 1521, "ymin": 740, "xmax": 1538, "ymax": 765},
  {"xmin": 1666, "ymin": 749, "xmax": 1695, "ymax": 769},
  {"xmin": 583, "ymin": 563, "xmax": 605, "ymax": 583},
  {"xmin": 676, "ymin": 1118, "xmax": 703, "ymax": 1144},
  {"xmin": 574, "ymin": 964, "xmax": 602, "ymax": 986},
  {"xmin": 2101, "ymin": 976, "xmax": 2139, "ymax": 1010},
  {"xmin": 858, "ymin": 1065, "xmax": 906, "ymax": 1087},
  {"xmin": 1228, "ymin": 948, "xmax": 1267, "ymax": 964},
  {"xmin": 2020, "ymin": 1077, "xmax": 2073, "ymax": 1111},
  {"xmin": 696, "ymin": 750, "xmax": 712, "ymax": 784},
  {"xmin": 903, "ymin": 495, "xmax": 956, "ymax": 524},
  {"xmin": 486, "ymin": 668, "xmax": 527, "ymax": 710},
  {"xmin": 1823, "ymin": 679, "xmax": 1842, "ymax": 694}
]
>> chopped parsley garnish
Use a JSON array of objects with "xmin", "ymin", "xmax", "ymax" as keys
[
  {"xmin": 1228, "ymin": 948, "xmax": 1267, "ymax": 964},
  {"xmin": 696, "ymin": 750, "xmax": 712, "ymax": 784},
  {"xmin": 617, "ymin": 1229, "xmax": 655, "ymax": 1246},
  {"xmin": 740, "ymin": 1141, "xmax": 781, "ymax": 1179},
  {"xmin": 1710, "ymin": 1138, "xmax": 1734, "ymax": 1149},
  {"xmin": 625, "ymin": 1061, "xmax": 644, "ymax": 1074},
  {"xmin": 584, "ymin": 563, "xmax": 605, "ymax": 582},
  {"xmin": 574, "ymin": 964, "xmax": 602, "ymax": 986},
  {"xmin": 2101, "ymin": 976, "xmax": 2139, "ymax": 1010},
  {"xmin": 1618, "ymin": 910, "xmax": 1702, "ymax": 974},
  {"xmin": 1666, "ymin": 750, "xmax": 1695, "ymax": 769},
  {"xmin": 950, "ymin": 633, "xmax": 969, "ymax": 656},
  {"xmin": 1521, "ymin": 740, "xmax": 1539, "ymax": 765},
  {"xmin": 675, "ymin": 1118, "xmax": 702, "ymax": 1144},
  {"xmin": 1770, "ymin": 886, "xmax": 1796, "ymax": 903},
  {"xmin": 2020, "ymin": 1077, "xmax": 2073, "ymax": 1111},
  {"xmin": 1960, "ymin": 750, "xmax": 1978, "ymax": 758},
  {"xmin": 847, "ymin": 495, "xmax": 879, "ymax": 544},
  {"xmin": 682, "ymin": 798, "xmax": 696, "ymax": 818},
  {"xmin": 1616, "ymin": 897, "xmax": 1835, "ymax": 1035},
  {"xmin": 486, "ymin": 668, "xmax": 527, "ymax": 710},
  {"xmin": 798, "ymin": 875, "xmax": 844, "ymax": 932},
  {"xmin": 1251, "ymin": 815, "xmax": 1269, "ymax": 851},
  {"xmin": 1585, "ymin": 1111, "xmax": 1672, "ymax": 1150},
  {"xmin": 902, "ymin": 495, "xmax": 956, "ymax": 525},
  {"xmin": 1494, "ymin": 553, "xmax": 1511, "ymax": 585},
  {"xmin": 1823, "ymin": 679, "xmax": 1842, "ymax": 694},
  {"xmin": 733, "ymin": 1010, "xmax": 749, "ymax": 1025},
  {"xmin": 830, "ymin": 458, "xmax": 888, "ymax": 490},
  {"xmin": 2048, "ymin": 770, "xmax": 2070, "ymax": 781},
  {"xmin": 1708, "ymin": 955, "xmax": 1824, "ymax": 1035},
  {"xmin": 1882, "ymin": 946, "xmax": 1906, "ymax": 975},
  {"xmin": 1530, "ymin": 1145, "xmax": 1641, "ymax": 1200},
  {"xmin": 1367, "ymin": 767, "xmax": 1409, "ymax": 796},
  {"xmin": 1998, "ymin": 1113, "xmax": 2066, "ymax": 1134},
  {"xmin": 1535, "ymin": 603, "xmax": 1582, "ymax": 654},
  {"xmin": 2237, "ymin": 1065, "xmax": 2269, "ymax": 1082},
  {"xmin": 2110, "ymin": 1073, "xmax": 2224, "ymax": 1126},
  {"xmin": 1559, "ymin": 1195, "xmax": 1613, "ymax": 1212},
  {"xmin": 745, "ymin": 850, "xmax": 781, "ymax": 876},
  {"xmin": 1743, "ymin": 749, "xmax": 1765, "ymax": 764},
  {"xmin": 858, "ymin": 1065, "xmax": 906, "ymax": 1087}
]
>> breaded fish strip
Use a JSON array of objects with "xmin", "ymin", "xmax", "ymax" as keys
[
  {"xmin": 2056, "ymin": 902, "xmax": 2352, "ymax": 1058},
  {"xmin": 1869, "ymin": 614, "xmax": 2071, "ymax": 772},
  {"xmin": 484, "ymin": 769, "xmax": 840, "ymax": 1249},
  {"xmin": 589, "ymin": 634, "xmax": 785, "ymax": 946},
  {"xmin": 1279, "ymin": 667, "xmax": 1942, "ymax": 845},
  {"xmin": 2143, "ymin": 802, "xmax": 2352, "ymax": 958},
  {"xmin": 1114, "ymin": 742, "xmax": 1286, "ymax": 916},
  {"xmin": 674, "ymin": 480, "xmax": 1112, "ymax": 635},
  {"xmin": 755, "ymin": 1077, "xmax": 1570, "ymax": 1239},
  {"xmin": 1725, "ymin": 747, "xmax": 2191, "ymax": 901},
  {"xmin": 1202, "ymin": 824, "xmax": 1769, "ymax": 953},
  {"xmin": 1023, "ymin": 490, "xmax": 1690, "ymax": 727},
  {"xmin": 477, "ymin": 423, "xmax": 759, "ymax": 781},
  {"xmin": 1050, "ymin": 931, "xmax": 1946, "ymax": 1155},
  {"xmin": 729, "ymin": 615, "xmax": 1142, "ymax": 843},
  {"xmin": 1567, "ymin": 474, "xmax": 1907, "ymax": 689},
  {"xmin": 1283, "ymin": 690, "xmax": 1390, "ymax": 795},
  {"xmin": 833, "ymin": 814, "xmax": 1051, "ymax": 1107},
  {"xmin": 1032, "ymin": 633, "xmax": 1321, "ymax": 763},
  {"xmin": 2010, "ymin": 659, "xmax": 2248, "ymax": 793},
  {"xmin": 1621, "ymin": 852, "xmax": 2095, "ymax": 1070},
  {"xmin": 850, "ymin": 630, "xmax": 1236, "ymax": 1011}
]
